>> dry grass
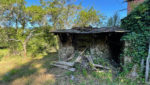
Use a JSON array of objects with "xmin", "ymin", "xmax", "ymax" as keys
[
  {"xmin": 11, "ymin": 73, "xmax": 56, "ymax": 85},
  {"xmin": 0, "ymin": 49, "xmax": 59, "ymax": 85},
  {"xmin": 0, "ymin": 49, "xmax": 140, "ymax": 85},
  {"xmin": 0, "ymin": 49, "xmax": 111, "ymax": 85}
]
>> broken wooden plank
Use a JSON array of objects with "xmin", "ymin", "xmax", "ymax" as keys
[
  {"xmin": 85, "ymin": 55, "xmax": 110, "ymax": 70},
  {"xmin": 75, "ymin": 56, "xmax": 82, "ymax": 62},
  {"xmin": 55, "ymin": 61, "xmax": 75, "ymax": 67},
  {"xmin": 79, "ymin": 48, "xmax": 87, "ymax": 56},
  {"xmin": 85, "ymin": 55, "xmax": 97, "ymax": 70},
  {"xmin": 85, "ymin": 55, "xmax": 94, "ymax": 64},
  {"xmin": 52, "ymin": 64, "xmax": 75, "ymax": 71},
  {"xmin": 75, "ymin": 48, "xmax": 87, "ymax": 63},
  {"xmin": 66, "ymin": 54, "xmax": 75, "ymax": 61},
  {"xmin": 94, "ymin": 64, "xmax": 110, "ymax": 70}
]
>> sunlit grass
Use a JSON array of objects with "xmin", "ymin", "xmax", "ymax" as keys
[
  {"xmin": 0, "ymin": 49, "xmax": 143, "ymax": 85},
  {"xmin": 0, "ymin": 49, "xmax": 58, "ymax": 85}
]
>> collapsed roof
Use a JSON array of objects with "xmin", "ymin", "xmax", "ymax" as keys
[{"xmin": 51, "ymin": 27, "xmax": 129, "ymax": 34}]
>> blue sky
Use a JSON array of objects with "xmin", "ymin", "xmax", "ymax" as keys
[{"xmin": 25, "ymin": 0, "xmax": 127, "ymax": 19}]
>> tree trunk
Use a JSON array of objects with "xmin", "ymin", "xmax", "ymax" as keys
[
  {"xmin": 16, "ymin": 19, "xmax": 18, "ymax": 30},
  {"xmin": 23, "ymin": 42, "xmax": 27, "ymax": 57}
]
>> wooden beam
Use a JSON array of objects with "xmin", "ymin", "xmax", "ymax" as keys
[
  {"xmin": 66, "ymin": 54, "xmax": 75, "ymax": 61},
  {"xmin": 75, "ymin": 48, "xmax": 87, "ymax": 62},
  {"xmin": 52, "ymin": 64, "xmax": 75, "ymax": 72},
  {"xmin": 55, "ymin": 61, "xmax": 75, "ymax": 67},
  {"xmin": 94, "ymin": 64, "xmax": 110, "ymax": 70},
  {"xmin": 85, "ymin": 55, "xmax": 110, "ymax": 70}
]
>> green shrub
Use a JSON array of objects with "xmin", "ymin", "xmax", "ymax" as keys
[{"xmin": 27, "ymin": 26, "xmax": 58, "ymax": 57}]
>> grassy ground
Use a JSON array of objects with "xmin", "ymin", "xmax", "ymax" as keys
[{"xmin": 0, "ymin": 49, "xmax": 143, "ymax": 85}]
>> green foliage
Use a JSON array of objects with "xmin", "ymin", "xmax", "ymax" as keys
[
  {"xmin": 40, "ymin": 0, "xmax": 81, "ymax": 29},
  {"xmin": 0, "ymin": 0, "xmax": 81, "ymax": 56},
  {"xmin": 25, "ymin": 5, "xmax": 46, "ymax": 26},
  {"xmin": 0, "ymin": 28, "xmax": 8, "ymax": 47},
  {"xmin": 28, "ymin": 26, "xmax": 58, "ymax": 57},
  {"xmin": 0, "ymin": 0, "xmax": 102, "ymax": 57},
  {"xmin": 121, "ymin": 0, "xmax": 150, "ymax": 69},
  {"xmin": 92, "ymin": 71, "xmax": 112, "ymax": 80},
  {"xmin": 93, "ymin": 57, "xmax": 110, "ymax": 66},
  {"xmin": 0, "ymin": 26, "xmax": 57, "ymax": 56},
  {"xmin": 0, "ymin": 0, "xmax": 26, "ymax": 28},
  {"xmin": 76, "ymin": 7, "xmax": 103, "ymax": 27}
]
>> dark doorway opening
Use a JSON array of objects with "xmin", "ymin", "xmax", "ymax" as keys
[{"xmin": 108, "ymin": 33, "xmax": 125, "ymax": 66}]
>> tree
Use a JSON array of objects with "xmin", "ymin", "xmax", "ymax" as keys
[
  {"xmin": 107, "ymin": 17, "xmax": 113, "ymax": 27},
  {"xmin": 40, "ymin": 0, "xmax": 81, "ymax": 29},
  {"xmin": 75, "ymin": 7, "xmax": 102, "ymax": 27},
  {"xmin": 0, "ymin": 0, "xmax": 27, "ymax": 29},
  {"xmin": 0, "ymin": 0, "xmax": 104, "ymax": 57},
  {"xmin": 0, "ymin": 0, "xmax": 44, "ymax": 56},
  {"xmin": 107, "ymin": 13, "xmax": 121, "ymax": 27},
  {"xmin": 38, "ymin": 0, "xmax": 81, "ymax": 52},
  {"xmin": 0, "ymin": 0, "xmax": 27, "ymax": 55},
  {"xmin": 25, "ymin": 5, "xmax": 46, "ymax": 27}
]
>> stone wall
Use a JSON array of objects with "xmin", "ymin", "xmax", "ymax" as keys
[
  {"xmin": 127, "ymin": 0, "xmax": 145, "ymax": 14},
  {"xmin": 58, "ymin": 46, "xmax": 74, "ymax": 61},
  {"xmin": 58, "ymin": 34, "xmax": 111, "ymax": 61},
  {"xmin": 90, "ymin": 42, "xmax": 111, "ymax": 59}
]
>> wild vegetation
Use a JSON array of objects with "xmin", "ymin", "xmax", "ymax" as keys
[
  {"xmin": 0, "ymin": 0, "xmax": 103, "ymax": 57},
  {"xmin": 0, "ymin": 49, "xmax": 144, "ymax": 85},
  {"xmin": 0, "ymin": 0, "xmax": 149, "ymax": 85},
  {"xmin": 121, "ymin": 0, "xmax": 150, "ymax": 83}
]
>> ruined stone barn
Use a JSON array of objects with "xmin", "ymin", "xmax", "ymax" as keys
[{"xmin": 51, "ymin": 27, "xmax": 129, "ymax": 65}]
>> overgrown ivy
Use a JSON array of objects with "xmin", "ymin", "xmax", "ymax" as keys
[{"xmin": 121, "ymin": 0, "xmax": 150, "ymax": 66}]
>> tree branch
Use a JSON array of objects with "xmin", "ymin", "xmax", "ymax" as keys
[
  {"xmin": 25, "ymin": 30, "xmax": 36, "ymax": 43},
  {"xmin": 24, "ymin": 30, "xmax": 43, "ymax": 43},
  {"xmin": 8, "ymin": 39, "xmax": 22, "ymax": 42}
]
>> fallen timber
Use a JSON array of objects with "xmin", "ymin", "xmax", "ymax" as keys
[{"xmin": 52, "ymin": 49, "xmax": 110, "ymax": 71}]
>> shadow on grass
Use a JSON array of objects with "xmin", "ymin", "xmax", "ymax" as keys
[{"xmin": 0, "ymin": 52, "xmax": 58, "ymax": 84}]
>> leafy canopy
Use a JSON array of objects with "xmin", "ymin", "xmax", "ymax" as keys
[{"xmin": 76, "ymin": 7, "xmax": 102, "ymax": 27}]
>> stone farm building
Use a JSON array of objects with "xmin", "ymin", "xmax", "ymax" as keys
[{"xmin": 51, "ymin": 27, "xmax": 129, "ymax": 65}]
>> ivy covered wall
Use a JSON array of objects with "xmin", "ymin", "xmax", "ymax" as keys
[{"xmin": 121, "ymin": 0, "xmax": 150, "ymax": 66}]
